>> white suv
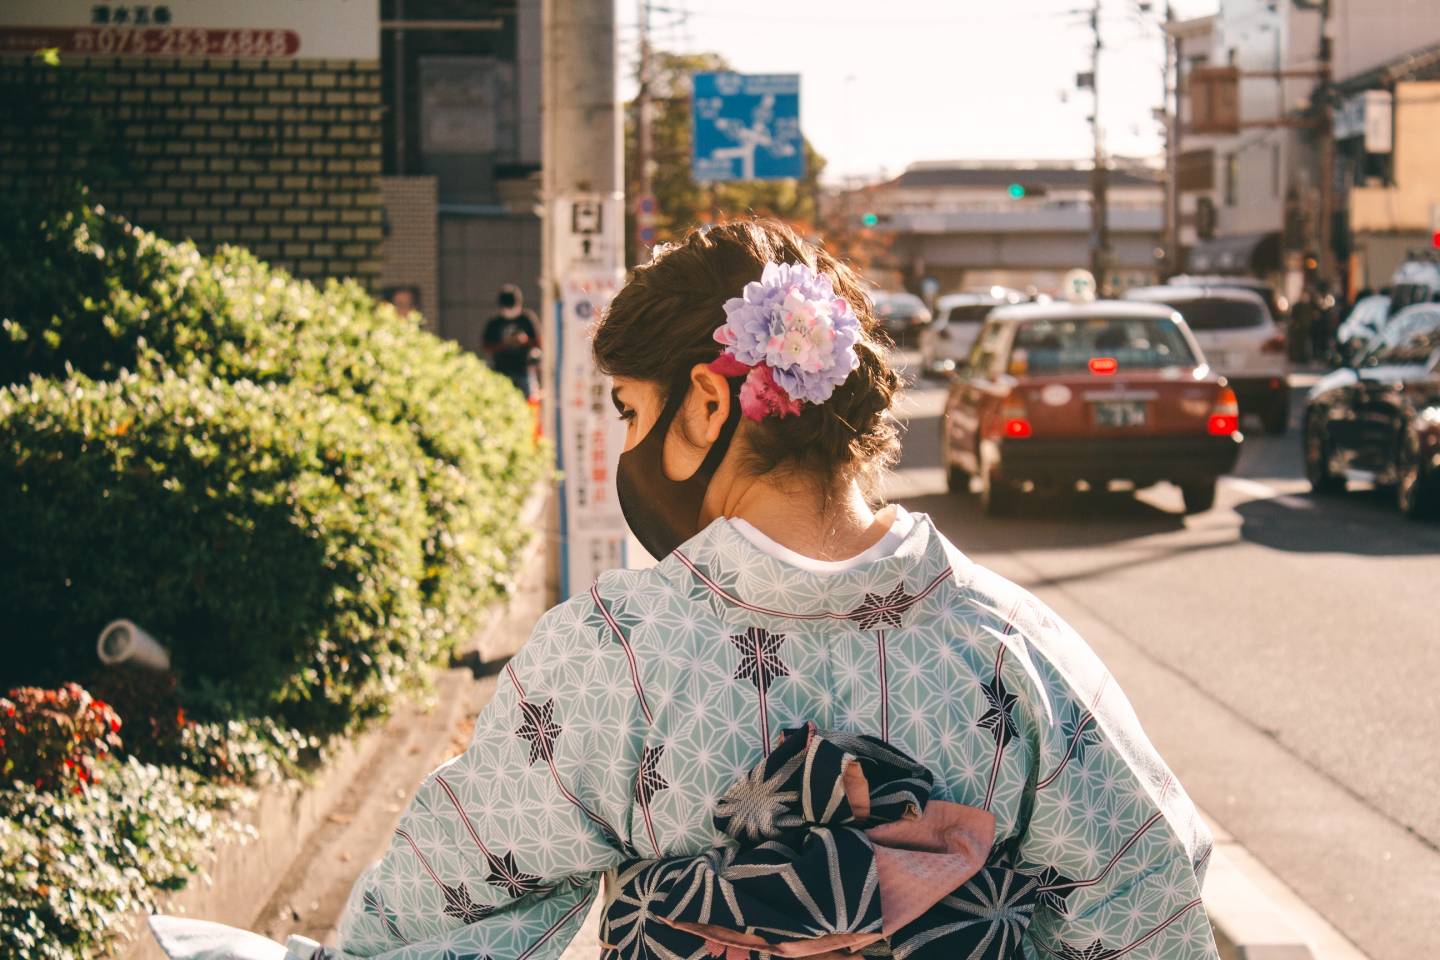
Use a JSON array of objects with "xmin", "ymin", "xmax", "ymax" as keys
[
  {"xmin": 918, "ymin": 290, "xmax": 1023, "ymax": 378},
  {"xmin": 1125, "ymin": 285, "xmax": 1290, "ymax": 434}
]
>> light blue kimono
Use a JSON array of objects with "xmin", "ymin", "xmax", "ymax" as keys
[{"xmin": 334, "ymin": 514, "xmax": 1219, "ymax": 960}]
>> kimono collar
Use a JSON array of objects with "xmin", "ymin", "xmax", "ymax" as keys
[{"xmin": 659, "ymin": 511, "xmax": 966, "ymax": 627}]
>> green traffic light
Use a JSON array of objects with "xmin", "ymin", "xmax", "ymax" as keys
[
  {"xmin": 1007, "ymin": 183, "xmax": 1026, "ymax": 199},
  {"xmin": 861, "ymin": 212, "xmax": 879, "ymax": 227}
]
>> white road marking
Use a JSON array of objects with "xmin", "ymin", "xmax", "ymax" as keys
[{"xmin": 1224, "ymin": 477, "xmax": 1315, "ymax": 510}]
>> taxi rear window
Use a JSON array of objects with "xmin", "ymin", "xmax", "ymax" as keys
[{"xmin": 1010, "ymin": 316, "xmax": 1196, "ymax": 374}]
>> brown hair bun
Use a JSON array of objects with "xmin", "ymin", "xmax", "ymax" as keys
[{"xmin": 592, "ymin": 219, "xmax": 900, "ymax": 491}]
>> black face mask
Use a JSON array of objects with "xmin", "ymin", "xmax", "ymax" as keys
[{"xmin": 616, "ymin": 381, "xmax": 742, "ymax": 560}]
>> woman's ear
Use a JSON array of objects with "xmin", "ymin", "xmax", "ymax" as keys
[{"xmin": 688, "ymin": 363, "xmax": 732, "ymax": 444}]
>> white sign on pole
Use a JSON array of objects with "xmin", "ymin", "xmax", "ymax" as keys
[
  {"xmin": 0, "ymin": 0, "xmax": 379, "ymax": 60},
  {"xmin": 554, "ymin": 193, "xmax": 624, "ymax": 280},
  {"xmin": 556, "ymin": 271, "xmax": 628, "ymax": 594}
]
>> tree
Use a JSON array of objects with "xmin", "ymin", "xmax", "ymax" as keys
[{"xmin": 625, "ymin": 52, "xmax": 826, "ymax": 263}]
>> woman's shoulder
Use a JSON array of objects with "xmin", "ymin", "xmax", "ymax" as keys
[{"xmin": 512, "ymin": 566, "xmax": 675, "ymax": 664}]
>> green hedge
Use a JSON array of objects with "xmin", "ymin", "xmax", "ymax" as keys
[
  {"xmin": 0, "ymin": 197, "xmax": 548, "ymax": 733},
  {"xmin": 0, "ymin": 369, "xmax": 429, "ymax": 734}
]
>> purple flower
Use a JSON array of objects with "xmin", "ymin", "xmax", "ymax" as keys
[{"xmin": 713, "ymin": 262, "xmax": 861, "ymax": 407}]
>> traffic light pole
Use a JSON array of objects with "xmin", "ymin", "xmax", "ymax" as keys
[{"xmin": 1316, "ymin": 0, "xmax": 1337, "ymax": 291}]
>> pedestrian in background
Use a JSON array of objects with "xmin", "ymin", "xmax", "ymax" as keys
[
  {"xmin": 482, "ymin": 283, "xmax": 541, "ymax": 398},
  {"xmin": 1290, "ymin": 288, "xmax": 1316, "ymax": 363}
]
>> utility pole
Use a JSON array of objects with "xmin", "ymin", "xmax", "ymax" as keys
[
  {"xmin": 541, "ymin": 0, "xmax": 625, "ymax": 598},
  {"xmin": 1162, "ymin": 1, "xmax": 1180, "ymax": 278},
  {"xmin": 1089, "ymin": 0, "xmax": 1110, "ymax": 292},
  {"xmin": 634, "ymin": 0, "xmax": 655, "ymax": 263}
]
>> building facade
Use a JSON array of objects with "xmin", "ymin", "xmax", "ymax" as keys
[
  {"xmin": 378, "ymin": 0, "xmax": 542, "ymax": 342},
  {"xmin": 1172, "ymin": 0, "xmax": 1440, "ymax": 296},
  {"xmin": 0, "ymin": 2, "xmax": 385, "ymax": 287},
  {"xmin": 852, "ymin": 162, "xmax": 1164, "ymax": 297}
]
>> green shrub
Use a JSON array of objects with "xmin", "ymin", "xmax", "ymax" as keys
[
  {"xmin": 0, "ymin": 757, "xmax": 249, "ymax": 960},
  {"xmin": 0, "ymin": 368, "xmax": 431, "ymax": 735},
  {"xmin": 80, "ymin": 669, "xmax": 317, "ymax": 786},
  {"xmin": 0, "ymin": 199, "xmax": 547, "ymax": 687}
]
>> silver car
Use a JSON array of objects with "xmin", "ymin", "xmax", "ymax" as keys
[{"xmin": 918, "ymin": 290, "xmax": 1024, "ymax": 378}]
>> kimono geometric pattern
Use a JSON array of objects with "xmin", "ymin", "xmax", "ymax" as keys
[{"xmin": 335, "ymin": 514, "xmax": 1220, "ymax": 960}]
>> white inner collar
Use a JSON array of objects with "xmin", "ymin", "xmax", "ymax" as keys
[{"xmin": 726, "ymin": 506, "xmax": 915, "ymax": 575}]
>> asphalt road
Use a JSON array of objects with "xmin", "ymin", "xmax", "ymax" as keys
[{"xmin": 885, "ymin": 357, "xmax": 1440, "ymax": 960}]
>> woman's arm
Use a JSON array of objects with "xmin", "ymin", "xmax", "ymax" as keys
[
  {"xmin": 334, "ymin": 599, "xmax": 644, "ymax": 960},
  {"xmin": 984, "ymin": 586, "xmax": 1220, "ymax": 960}
]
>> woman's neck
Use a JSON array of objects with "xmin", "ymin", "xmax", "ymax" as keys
[{"xmin": 706, "ymin": 471, "xmax": 893, "ymax": 562}]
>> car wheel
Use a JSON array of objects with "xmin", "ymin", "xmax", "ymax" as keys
[
  {"xmin": 1179, "ymin": 479, "xmax": 1218, "ymax": 514},
  {"xmin": 1262, "ymin": 398, "xmax": 1289, "ymax": 436},
  {"xmin": 1304, "ymin": 414, "xmax": 1346, "ymax": 495},
  {"xmin": 980, "ymin": 462, "xmax": 1020, "ymax": 516},
  {"xmin": 1396, "ymin": 430, "xmax": 1440, "ymax": 519}
]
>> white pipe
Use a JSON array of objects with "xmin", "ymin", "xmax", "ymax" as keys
[{"xmin": 97, "ymin": 619, "xmax": 171, "ymax": 671}]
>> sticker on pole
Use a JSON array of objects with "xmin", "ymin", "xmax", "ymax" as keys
[{"xmin": 691, "ymin": 72, "xmax": 802, "ymax": 183}]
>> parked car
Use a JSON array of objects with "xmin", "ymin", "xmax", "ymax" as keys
[
  {"xmin": 1335, "ymin": 293, "xmax": 1393, "ymax": 364},
  {"xmin": 918, "ymin": 290, "xmax": 1022, "ymax": 378},
  {"xmin": 1167, "ymin": 274, "xmax": 1287, "ymax": 322},
  {"xmin": 1125, "ymin": 285, "xmax": 1290, "ymax": 434},
  {"xmin": 941, "ymin": 301, "xmax": 1242, "ymax": 515},
  {"xmin": 870, "ymin": 291, "xmax": 932, "ymax": 344},
  {"xmin": 1304, "ymin": 303, "xmax": 1440, "ymax": 518}
]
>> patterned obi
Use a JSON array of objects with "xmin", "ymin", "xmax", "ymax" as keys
[{"xmin": 600, "ymin": 725, "xmax": 1040, "ymax": 960}]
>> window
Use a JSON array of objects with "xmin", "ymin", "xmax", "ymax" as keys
[
  {"xmin": 1009, "ymin": 316, "xmax": 1197, "ymax": 374},
  {"xmin": 945, "ymin": 304, "xmax": 995, "ymax": 326},
  {"xmin": 967, "ymin": 321, "xmax": 1009, "ymax": 377},
  {"xmin": 1223, "ymin": 154, "xmax": 1238, "ymax": 207},
  {"xmin": 1271, "ymin": 143, "xmax": 1281, "ymax": 197},
  {"xmin": 1167, "ymin": 298, "xmax": 1265, "ymax": 330}
]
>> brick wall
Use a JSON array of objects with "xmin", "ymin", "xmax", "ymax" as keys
[
  {"xmin": 379, "ymin": 176, "xmax": 439, "ymax": 332},
  {"xmin": 0, "ymin": 55, "xmax": 384, "ymax": 287}
]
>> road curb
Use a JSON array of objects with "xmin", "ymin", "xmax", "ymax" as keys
[{"xmin": 1203, "ymin": 814, "xmax": 1369, "ymax": 960}]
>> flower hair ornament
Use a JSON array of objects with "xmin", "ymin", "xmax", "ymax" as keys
[{"xmin": 708, "ymin": 261, "xmax": 862, "ymax": 421}]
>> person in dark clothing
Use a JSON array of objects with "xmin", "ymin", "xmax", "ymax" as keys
[{"xmin": 482, "ymin": 284, "xmax": 541, "ymax": 398}]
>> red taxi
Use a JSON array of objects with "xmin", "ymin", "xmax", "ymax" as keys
[{"xmin": 941, "ymin": 301, "xmax": 1243, "ymax": 515}]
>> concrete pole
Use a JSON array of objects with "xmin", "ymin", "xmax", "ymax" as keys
[{"xmin": 540, "ymin": 0, "xmax": 623, "ymax": 601}]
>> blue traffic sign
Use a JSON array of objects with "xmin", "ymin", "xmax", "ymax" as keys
[{"xmin": 691, "ymin": 72, "xmax": 802, "ymax": 183}]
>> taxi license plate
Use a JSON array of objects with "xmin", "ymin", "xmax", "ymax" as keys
[{"xmin": 1094, "ymin": 400, "xmax": 1147, "ymax": 428}]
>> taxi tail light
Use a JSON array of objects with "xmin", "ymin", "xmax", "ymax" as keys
[
  {"xmin": 1089, "ymin": 357, "xmax": 1119, "ymax": 375},
  {"xmin": 1261, "ymin": 334, "xmax": 1286, "ymax": 354},
  {"xmin": 1207, "ymin": 386, "xmax": 1240, "ymax": 436},
  {"xmin": 1002, "ymin": 396, "xmax": 1032, "ymax": 439}
]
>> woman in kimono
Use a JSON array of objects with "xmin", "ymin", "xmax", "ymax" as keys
[{"xmin": 156, "ymin": 221, "xmax": 1217, "ymax": 960}]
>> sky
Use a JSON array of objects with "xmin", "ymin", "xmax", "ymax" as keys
[{"xmin": 617, "ymin": 0, "xmax": 1219, "ymax": 182}]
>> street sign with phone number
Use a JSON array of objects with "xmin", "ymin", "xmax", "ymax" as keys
[
  {"xmin": 0, "ymin": 26, "xmax": 299, "ymax": 57},
  {"xmin": 1, "ymin": 0, "xmax": 376, "ymax": 60}
]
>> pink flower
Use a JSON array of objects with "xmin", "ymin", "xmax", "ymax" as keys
[
  {"xmin": 707, "ymin": 352, "xmax": 753, "ymax": 378},
  {"xmin": 738, "ymin": 365, "xmax": 802, "ymax": 421}
]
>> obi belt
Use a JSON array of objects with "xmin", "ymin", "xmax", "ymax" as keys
[{"xmin": 600, "ymin": 725, "xmax": 1038, "ymax": 960}]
